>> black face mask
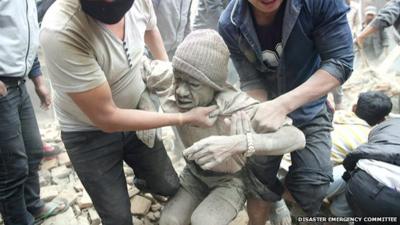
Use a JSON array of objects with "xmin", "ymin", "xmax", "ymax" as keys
[{"xmin": 80, "ymin": 0, "xmax": 134, "ymax": 25}]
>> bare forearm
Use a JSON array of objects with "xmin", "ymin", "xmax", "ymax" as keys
[
  {"xmin": 31, "ymin": 74, "xmax": 45, "ymax": 87},
  {"xmin": 277, "ymin": 70, "xmax": 340, "ymax": 114},
  {"xmin": 97, "ymin": 108, "xmax": 183, "ymax": 132},
  {"xmin": 358, "ymin": 25, "xmax": 379, "ymax": 40},
  {"xmin": 145, "ymin": 28, "xmax": 169, "ymax": 61}
]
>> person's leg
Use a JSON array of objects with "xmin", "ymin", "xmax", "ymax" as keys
[
  {"xmin": 326, "ymin": 165, "xmax": 346, "ymax": 199},
  {"xmin": 191, "ymin": 185, "xmax": 245, "ymax": 225},
  {"xmin": 285, "ymin": 106, "xmax": 333, "ymax": 216},
  {"xmin": 159, "ymin": 166, "xmax": 208, "ymax": 225},
  {"xmin": 61, "ymin": 131, "xmax": 132, "ymax": 225},
  {"xmin": 326, "ymin": 165, "xmax": 353, "ymax": 217},
  {"xmin": 245, "ymin": 156, "xmax": 284, "ymax": 225},
  {"xmin": 247, "ymin": 198, "xmax": 272, "ymax": 225},
  {"xmin": 0, "ymin": 85, "xmax": 35, "ymax": 225},
  {"xmin": 159, "ymin": 188, "xmax": 203, "ymax": 225},
  {"xmin": 269, "ymin": 199, "xmax": 292, "ymax": 225},
  {"xmin": 123, "ymin": 133, "xmax": 179, "ymax": 196},
  {"xmin": 18, "ymin": 85, "xmax": 45, "ymax": 216}
]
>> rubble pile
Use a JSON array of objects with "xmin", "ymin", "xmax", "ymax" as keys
[
  {"xmin": 342, "ymin": 69, "xmax": 400, "ymax": 113},
  {"xmin": 0, "ymin": 123, "xmax": 248, "ymax": 225}
]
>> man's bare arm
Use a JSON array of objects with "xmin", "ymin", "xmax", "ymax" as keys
[
  {"xmin": 251, "ymin": 70, "xmax": 339, "ymax": 132},
  {"xmin": 68, "ymin": 82, "xmax": 217, "ymax": 133},
  {"xmin": 145, "ymin": 27, "xmax": 169, "ymax": 61}
]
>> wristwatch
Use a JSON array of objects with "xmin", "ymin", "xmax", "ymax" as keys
[{"xmin": 243, "ymin": 132, "xmax": 256, "ymax": 157}]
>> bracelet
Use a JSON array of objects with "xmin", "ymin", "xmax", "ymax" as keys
[{"xmin": 243, "ymin": 132, "xmax": 256, "ymax": 157}]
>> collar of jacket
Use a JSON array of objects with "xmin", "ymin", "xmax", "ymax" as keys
[{"xmin": 229, "ymin": 0, "xmax": 302, "ymax": 49}]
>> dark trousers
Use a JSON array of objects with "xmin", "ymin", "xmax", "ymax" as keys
[
  {"xmin": 346, "ymin": 169, "xmax": 400, "ymax": 224},
  {"xmin": 61, "ymin": 130, "xmax": 179, "ymax": 225},
  {"xmin": 0, "ymin": 83, "xmax": 44, "ymax": 225},
  {"xmin": 249, "ymin": 105, "xmax": 334, "ymax": 216}
]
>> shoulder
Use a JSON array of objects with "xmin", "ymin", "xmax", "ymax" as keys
[
  {"xmin": 41, "ymin": 0, "xmax": 94, "ymax": 52},
  {"xmin": 41, "ymin": 0, "xmax": 83, "ymax": 32},
  {"xmin": 301, "ymin": 0, "xmax": 349, "ymax": 15},
  {"xmin": 215, "ymin": 86, "xmax": 259, "ymax": 115}
]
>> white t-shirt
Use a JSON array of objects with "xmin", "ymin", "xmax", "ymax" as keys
[
  {"xmin": 40, "ymin": 0, "xmax": 156, "ymax": 131},
  {"xmin": 357, "ymin": 159, "xmax": 400, "ymax": 192}
]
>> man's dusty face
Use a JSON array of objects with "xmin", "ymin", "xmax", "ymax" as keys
[
  {"xmin": 248, "ymin": 0, "xmax": 284, "ymax": 14},
  {"xmin": 174, "ymin": 70, "xmax": 215, "ymax": 110}
]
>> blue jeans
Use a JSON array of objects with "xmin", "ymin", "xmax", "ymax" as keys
[
  {"xmin": 0, "ymin": 81, "xmax": 44, "ymax": 225},
  {"xmin": 61, "ymin": 130, "xmax": 179, "ymax": 225}
]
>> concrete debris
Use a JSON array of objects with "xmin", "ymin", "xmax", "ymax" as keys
[
  {"xmin": 124, "ymin": 166, "xmax": 134, "ymax": 176},
  {"xmin": 40, "ymin": 185, "xmax": 59, "ymax": 202},
  {"xmin": 41, "ymin": 158, "xmax": 58, "ymax": 171},
  {"xmin": 57, "ymin": 152, "xmax": 71, "ymax": 166},
  {"xmin": 128, "ymin": 186, "xmax": 141, "ymax": 198},
  {"xmin": 88, "ymin": 208, "xmax": 101, "ymax": 225},
  {"xmin": 74, "ymin": 180, "xmax": 85, "ymax": 192},
  {"xmin": 38, "ymin": 170, "xmax": 52, "ymax": 186},
  {"xmin": 51, "ymin": 165, "xmax": 71, "ymax": 179},
  {"xmin": 41, "ymin": 208, "xmax": 78, "ymax": 225},
  {"xmin": 73, "ymin": 204, "xmax": 82, "ymax": 216},
  {"xmin": 131, "ymin": 195, "xmax": 152, "ymax": 216},
  {"xmin": 77, "ymin": 191, "xmax": 93, "ymax": 209},
  {"xmin": 132, "ymin": 216, "xmax": 144, "ymax": 225},
  {"xmin": 150, "ymin": 203, "xmax": 162, "ymax": 212},
  {"xmin": 77, "ymin": 215, "xmax": 91, "ymax": 225},
  {"xmin": 58, "ymin": 186, "xmax": 79, "ymax": 206}
]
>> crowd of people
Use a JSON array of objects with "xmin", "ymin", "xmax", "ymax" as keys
[{"xmin": 0, "ymin": 0, "xmax": 399, "ymax": 225}]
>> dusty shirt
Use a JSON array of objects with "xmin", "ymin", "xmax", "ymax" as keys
[
  {"xmin": 162, "ymin": 86, "xmax": 260, "ymax": 173},
  {"xmin": 40, "ymin": 0, "xmax": 156, "ymax": 131}
]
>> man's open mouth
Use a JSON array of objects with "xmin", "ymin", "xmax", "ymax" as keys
[{"xmin": 177, "ymin": 98, "xmax": 193, "ymax": 105}]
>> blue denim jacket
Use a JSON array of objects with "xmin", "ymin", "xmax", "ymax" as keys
[{"xmin": 219, "ymin": 0, "xmax": 354, "ymax": 126}]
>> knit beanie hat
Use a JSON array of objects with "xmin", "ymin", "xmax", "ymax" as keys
[{"xmin": 172, "ymin": 29, "xmax": 230, "ymax": 91}]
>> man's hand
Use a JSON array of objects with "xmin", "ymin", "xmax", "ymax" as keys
[
  {"xmin": 183, "ymin": 135, "xmax": 245, "ymax": 170},
  {"xmin": 183, "ymin": 111, "xmax": 250, "ymax": 170},
  {"xmin": 183, "ymin": 105, "xmax": 220, "ymax": 128},
  {"xmin": 0, "ymin": 80, "xmax": 7, "ymax": 97},
  {"xmin": 32, "ymin": 76, "xmax": 51, "ymax": 110},
  {"xmin": 252, "ymin": 99, "xmax": 289, "ymax": 132}
]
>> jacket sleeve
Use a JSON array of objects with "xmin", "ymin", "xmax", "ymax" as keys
[
  {"xmin": 343, "ymin": 143, "xmax": 400, "ymax": 172},
  {"xmin": 371, "ymin": 0, "xmax": 400, "ymax": 30},
  {"xmin": 28, "ymin": 56, "xmax": 42, "ymax": 79},
  {"xmin": 381, "ymin": 28, "xmax": 390, "ymax": 47},
  {"xmin": 312, "ymin": 0, "xmax": 354, "ymax": 84},
  {"xmin": 218, "ymin": 21, "xmax": 265, "ymax": 91}
]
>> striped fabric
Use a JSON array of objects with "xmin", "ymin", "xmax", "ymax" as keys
[{"xmin": 331, "ymin": 123, "xmax": 370, "ymax": 165}]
